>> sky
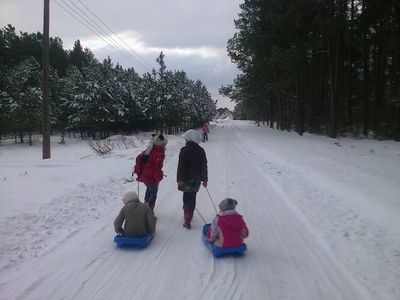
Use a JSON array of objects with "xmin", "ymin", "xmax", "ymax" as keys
[
  {"xmin": 0, "ymin": 0, "xmax": 243, "ymax": 110},
  {"xmin": 1, "ymin": 120, "xmax": 399, "ymax": 299}
]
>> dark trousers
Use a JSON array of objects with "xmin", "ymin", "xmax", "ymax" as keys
[
  {"xmin": 183, "ymin": 191, "xmax": 197, "ymax": 225},
  {"xmin": 145, "ymin": 184, "xmax": 158, "ymax": 204},
  {"xmin": 183, "ymin": 191, "xmax": 197, "ymax": 213}
]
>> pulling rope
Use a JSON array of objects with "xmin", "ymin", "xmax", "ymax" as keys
[
  {"xmin": 194, "ymin": 186, "xmax": 217, "ymax": 225},
  {"xmin": 195, "ymin": 208, "xmax": 207, "ymax": 224},
  {"xmin": 205, "ymin": 187, "xmax": 218, "ymax": 214}
]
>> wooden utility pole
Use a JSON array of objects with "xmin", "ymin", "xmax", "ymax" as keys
[{"xmin": 42, "ymin": 0, "xmax": 51, "ymax": 159}]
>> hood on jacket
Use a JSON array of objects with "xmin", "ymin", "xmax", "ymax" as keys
[
  {"xmin": 122, "ymin": 191, "xmax": 139, "ymax": 204},
  {"xmin": 144, "ymin": 134, "xmax": 168, "ymax": 155},
  {"xmin": 182, "ymin": 129, "xmax": 202, "ymax": 144},
  {"xmin": 153, "ymin": 134, "xmax": 168, "ymax": 147}
]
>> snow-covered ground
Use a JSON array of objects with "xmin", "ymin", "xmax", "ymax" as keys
[{"xmin": 0, "ymin": 119, "xmax": 399, "ymax": 300}]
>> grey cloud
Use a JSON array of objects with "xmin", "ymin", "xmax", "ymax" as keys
[
  {"xmin": 84, "ymin": 0, "xmax": 242, "ymax": 48},
  {"xmin": 1, "ymin": 0, "xmax": 242, "ymax": 109},
  {"xmin": 1, "ymin": 0, "xmax": 242, "ymax": 49}
]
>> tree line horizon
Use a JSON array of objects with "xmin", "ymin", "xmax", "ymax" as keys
[{"xmin": 0, "ymin": 24, "xmax": 216, "ymax": 145}]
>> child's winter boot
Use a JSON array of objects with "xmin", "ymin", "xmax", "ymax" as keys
[{"xmin": 183, "ymin": 211, "xmax": 193, "ymax": 229}]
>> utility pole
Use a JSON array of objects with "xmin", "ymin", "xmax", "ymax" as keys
[{"xmin": 42, "ymin": 0, "xmax": 51, "ymax": 159}]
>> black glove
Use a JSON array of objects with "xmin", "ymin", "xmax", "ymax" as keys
[{"xmin": 141, "ymin": 154, "xmax": 150, "ymax": 164}]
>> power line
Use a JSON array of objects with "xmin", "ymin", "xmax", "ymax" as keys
[
  {"xmin": 53, "ymin": 0, "xmax": 141, "ymax": 69},
  {"xmin": 52, "ymin": 0, "xmax": 154, "ymax": 73},
  {"xmin": 65, "ymin": 0, "xmax": 153, "ymax": 72},
  {"xmin": 64, "ymin": 0, "xmax": 141, "ymax": 66},
  {"xmin": 55, "ymin": 0, "xmax": 145, "ymax": 70},
  {"xmin": 75, "ymin": 0, "xmax": 154, "ymax": 71}
]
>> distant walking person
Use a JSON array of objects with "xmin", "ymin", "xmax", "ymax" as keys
[
  {"xmin": 134, "ymin": 134, "xmax": 167, "ymax": 212},
  {"xmin": 201, "ymin": 123, "xmax": 210, "ymax": 142},
  {"xmin": 177, "ymin": 129, "xmax": 208, "ymax": 229}
]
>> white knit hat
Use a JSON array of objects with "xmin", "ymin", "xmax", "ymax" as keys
[
  {"xmin": 182, "ymin": 129, "xmax": 202, "ymax": 144},
  {"xmin": 122, "ymin": 191, "xmax": 139, "ymax": 204}
]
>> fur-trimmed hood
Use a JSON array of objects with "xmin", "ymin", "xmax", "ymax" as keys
[
  {"xmin": 152, "ymin": 134, "xmax": 168, "ymax": 147},
  {"xmin": 144, "ymin": 134, "xmax": 168, "ymax": 155}
]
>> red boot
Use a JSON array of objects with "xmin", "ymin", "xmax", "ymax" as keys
[{"xmin": 183, "ymin": 208, "xmax": 193, "ymax": 230}]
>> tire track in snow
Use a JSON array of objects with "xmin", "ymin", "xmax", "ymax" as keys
[
  {"xmin": 71, "ymin": 248, "xmax": 117, "ymax": 299},
  {"xmin": 82, "ymin": 140, "xmax": 200, "ymax": 299},
  {"xmin": 0, "ymin": 175, "xmax": 126, "ymax": 274},
  {"xmin": 0, "ymin": 170, "xmax": 133, "ymax": 300},
  {"xmin": 233, "ymin": 123, "xmax": 400, "ymax": 299},
  {"xmin": 42, "ymin": 224, "xmax": 118, "ymax": 300},
  {"xmin": 194, "ymin": 126, "xmax": 250, "ymax": 300},
  {"xmin": 229, "ymin": 134, "xmax": 314, "ymax": 299},
  {"xmin": 229, "ymin": 124, "xmax": 371, "ymax": 300},
  {"xmin": 83, "ymin": 138, "xmax": 197, "ymax": 300}
]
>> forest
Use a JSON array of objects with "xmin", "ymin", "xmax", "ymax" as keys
[
  {"xmin": 225, "ymin": 0, "xmax": 400, "ymax": 140},
  {"xmin": 0, "ymin": 25, "xmax": 216, "ymax": 144}
]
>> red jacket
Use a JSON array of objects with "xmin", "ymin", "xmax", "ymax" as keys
[
  {"xmin": 206, "ymin": 210, "xmax": 249, "ymax": 248},
  {"xmin": 137, "ymin": 145, "xmax": 165, "ymax": 184},
  {"xmin": 202, "ymin": 124, "xmax": 210, "ymax": 133}
]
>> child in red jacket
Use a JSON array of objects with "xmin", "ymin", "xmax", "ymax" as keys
[
  {"xmin": 206, "ymin": 198, "xmax": 249, "ymax": 248},
  {"xmin": 201, "ymin": 123, "xmax": 210, "ymax": 142},
  {"xmin": 134, "ymin": 134, "xmax": 167, "ymax": 212}
]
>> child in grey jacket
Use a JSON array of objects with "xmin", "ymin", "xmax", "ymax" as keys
[{"xmin": 114, "ymin": 191, "xmax": 156, "ymax": 237}]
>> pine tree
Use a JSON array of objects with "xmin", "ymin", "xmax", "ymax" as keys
[
  {"xmin": 0, "ymin": 26, "xmax": 217, "ymax": 138},
  {"xmin": 6, "ymin": 57, "xmax": 42, "ymax": 144}
]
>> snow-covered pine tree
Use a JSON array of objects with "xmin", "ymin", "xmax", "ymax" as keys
[{"xmin": 6, "ymin": 57, "xmax": 42, "ymax": 144}]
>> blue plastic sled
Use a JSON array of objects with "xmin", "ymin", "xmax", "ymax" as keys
[
  {"xmin": 114, "ymin": 234, "xmax": 154, "ymax": 249},
  {"xmin": 202, "ymin": 224, "xmax": 247, "ymax": 257}
]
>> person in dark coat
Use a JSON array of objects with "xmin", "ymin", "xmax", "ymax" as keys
[
  {"xmin": 177, "ymin": 129, "xmax": 208, "ymax": 229},
  {"xmin": 114, "ymin": 191, "xmax": 156, "ymax": 237},
  {"xmin": 135, "ymin": 134, "xmax": 167, "ymax": 212}
]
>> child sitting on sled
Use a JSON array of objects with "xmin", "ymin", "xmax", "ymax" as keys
[
  {"xmin": 114, "ymin": 191, "xmax": 156, "ymax": 237},
  {"xmin": 206, "ymin": 198, "xmax": 249, "ymax": 248}
]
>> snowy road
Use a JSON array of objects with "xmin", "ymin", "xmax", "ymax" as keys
[{"xmin": 1, "ymin": 120, "xmax": 399, "ymax": 299}]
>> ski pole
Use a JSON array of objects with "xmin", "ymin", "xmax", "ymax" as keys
[
  {"xmin": 195, "ymin": 208, "xmax": 207, "ymax": 224},
  {"xmin": 205, "ymin": 187, "xmax": 218, "ymax": 214}
]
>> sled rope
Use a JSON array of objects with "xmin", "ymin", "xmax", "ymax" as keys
[
  {"xmin": 205, "ymin": 187, "xmax": 218, "ymax": 214},
  {"xmin": 195, "ymin": 208, "xmax": 206, "ymax": 224}
]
